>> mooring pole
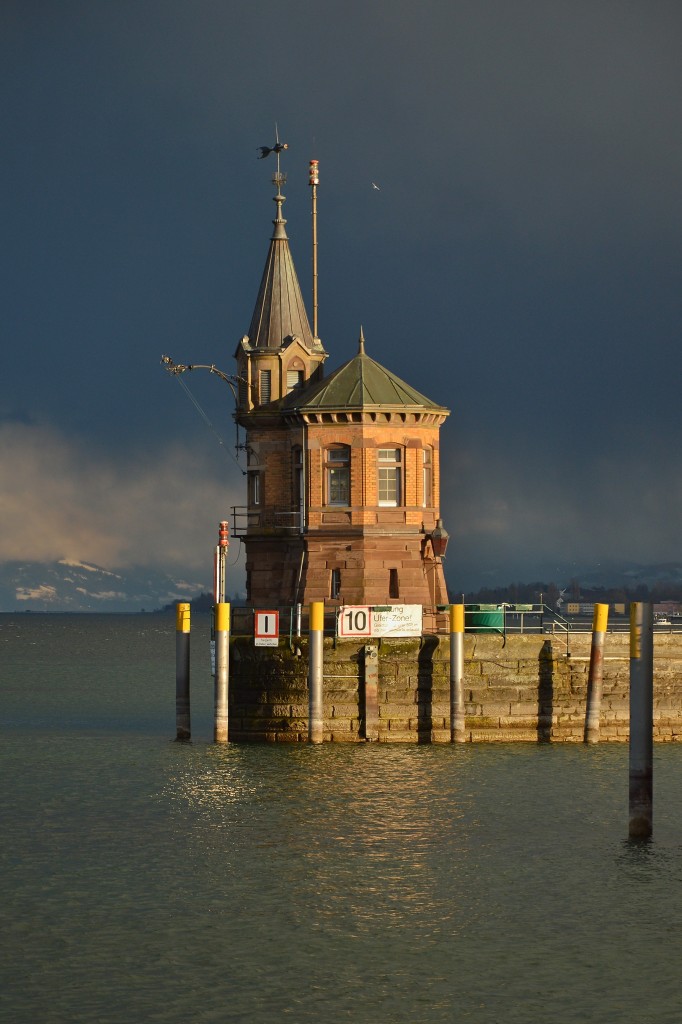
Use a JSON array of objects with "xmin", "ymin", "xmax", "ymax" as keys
[
  {"xmin": 450, "ymin": 603, "xmax": 466, "ymax": 742},
  {"xmin": 175, "ymin": 602, "xmax": 191, "ymax": 741},
  {"xmin": 363, "ymin": 643, "xmax": 379, "ymax": 741},
  {"xmin": 214, "ymin": 602, "xmax": 230, "ymax": 744},
  {"xmin": 629, "ymin": 602, "xmax": 654, "ymax": 839},
  {"xmin": 584, "ymin": 603, "xmax": 609, "ymax": 743},
  {"xmin": 308, "ymin": 601, "xmax": 324, "ymax": 743}
]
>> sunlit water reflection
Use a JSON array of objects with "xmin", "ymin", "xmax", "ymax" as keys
[{"xmin": 1, "ymin": 615, "xmax": 681, "ymax": 1022}]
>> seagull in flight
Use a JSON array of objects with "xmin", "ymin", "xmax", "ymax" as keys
[{"xmin": 371, "ymin": 181, "xmax": 381, "ymax": 190}]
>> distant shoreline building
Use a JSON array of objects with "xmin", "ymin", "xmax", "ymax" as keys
[{"xmin": 232, "ymin": 163, "xmax": 450, "ymax": 611}]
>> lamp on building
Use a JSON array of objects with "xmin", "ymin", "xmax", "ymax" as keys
[{"xmin": 430, "ymin": 518, "xmax": 450, "ymax": 558}]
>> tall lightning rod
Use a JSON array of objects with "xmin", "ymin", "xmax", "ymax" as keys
[{"xmin": 309, "ymin": 159, "xmax": 319, "ymax": 340}]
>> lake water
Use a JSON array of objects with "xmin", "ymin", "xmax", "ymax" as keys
[{"xmin": 2, "ymin": 614, "xmax": 681, "ymax": 1023}]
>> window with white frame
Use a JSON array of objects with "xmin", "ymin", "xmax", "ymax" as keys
[{"xmin": 378, "ymin": 448, "xmax": 402, "ymax": 506}]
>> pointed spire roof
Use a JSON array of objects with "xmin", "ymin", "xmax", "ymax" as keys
[
  {"xmin": 284, "ymin": 330, "xmax": 449, "ymax": 414},
  {"xmin": 245, "ymin": 189, "xmax": 323, "ymax": 353}
]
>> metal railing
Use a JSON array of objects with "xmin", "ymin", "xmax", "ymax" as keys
[
  {"xmin": 230, "ymin": 603, "xmax": 449, "ymax": 639},
  {"xmin": 227, "ymin": 601, "xmax": 682, "ymax": 642},
  {"xmin": 231, "ymin": 506, "xmax": 303, "ymax": 538}
]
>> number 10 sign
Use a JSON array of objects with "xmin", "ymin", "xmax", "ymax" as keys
[
  {"xmin": 338, "ymin": 606, "xmax": 372, "ymax": 637},
  {"xmin": 337, "ymin": 605, "xmax": 423, "ymax": 638}
]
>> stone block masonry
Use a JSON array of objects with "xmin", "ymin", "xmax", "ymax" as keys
[{"xmin": 228, "ymin": 632, "xmax": 682, "ymax": 742}]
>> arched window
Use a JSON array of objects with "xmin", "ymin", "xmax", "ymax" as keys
[
  {"xmin": 324, "ymin": 445, "xmax": 350, "ymax": 506},
  {"xmin": 378, "ymin": 448, "xmax": 402, "ymax": 506},
  {"xmin": 287, "ymin": 357, "xmax": 306, "ymax": 394}
]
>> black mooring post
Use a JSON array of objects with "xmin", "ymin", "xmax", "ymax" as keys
[{"xmin": 629, "ymin": 602, "xmax": 653, "ymax": 839}]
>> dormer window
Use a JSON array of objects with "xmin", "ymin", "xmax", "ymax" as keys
[
  {"xmin": 259, "ymin": 369, "xmax": 271, "ymax": 404},
  {"xmin": 287, "ymin": 369, "xmax": 305, "ymax": 393}
]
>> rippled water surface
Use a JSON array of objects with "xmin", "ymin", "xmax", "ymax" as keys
[{"xmin": 2, "ymin": 614, "xmax": 681, "ymax": 1022}]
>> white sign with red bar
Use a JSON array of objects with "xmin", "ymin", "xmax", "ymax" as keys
[{"xmin": 255, "ymin": 610, "xmax": 279, "ymax": 646}]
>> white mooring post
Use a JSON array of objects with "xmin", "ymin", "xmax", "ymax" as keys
[
  {"xmin": 450, "ymin": 604, "xmax": 466, "ymax": 742},
  {"xmin": 175, "ymin": 602, "xmax": 191, "ymax": 741},
  {"xmin": 629, "ymin": 602, "xmax": 654, "ymax": 839},
  {"xmin": 308, "ymin": 601, "xmax": 324, "ymax": 743},
  {"xmin": 584, "ymin": 603, "xmax": 609, "ymax": 743},
  {"xmin": 214, "ymin": 602, "xmax": 230, "ymax": 744}
]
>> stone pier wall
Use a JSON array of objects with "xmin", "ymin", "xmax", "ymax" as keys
[{"xmin": 228, "ymin": 632, "xmax": 682, "ymax": 742}]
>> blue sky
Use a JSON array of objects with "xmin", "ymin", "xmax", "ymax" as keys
[{"xmin": 2, "ymin": 1, "xmax": 681, "ymax": 593}]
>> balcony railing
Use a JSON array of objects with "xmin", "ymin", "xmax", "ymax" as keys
[{"xmin": 231, "ymin": 506, "xmax": 303, "ymax": 538}]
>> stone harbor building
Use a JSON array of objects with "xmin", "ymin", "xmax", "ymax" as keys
[
  {"xmin": 173, "ymin": 159, "xmax": 682, "ymax": 748},
  {"xmin": 232, "ymin": 170, "xmax": 450, "ymax": 614}
]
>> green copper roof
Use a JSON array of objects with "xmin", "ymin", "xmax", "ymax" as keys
[{"xmin": 285, "ymin": 331, "xmax": 449, "ymax": 413}]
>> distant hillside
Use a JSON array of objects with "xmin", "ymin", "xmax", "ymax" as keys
[
  {"xmin": 461, "ymin": 562, "xmax": 682, "ymax": 607},
  {"xmin": 0, "ymin": 560, "xmax": 210, "ymax": 613},
  {"xmin": 3, "ymin": 557, "xmax": 681, "ymax": 613}
]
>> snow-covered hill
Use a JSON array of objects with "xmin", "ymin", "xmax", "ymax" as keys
[{"xmin": 0, "ymin": 560, "xmax": 208, "ymax": 612}]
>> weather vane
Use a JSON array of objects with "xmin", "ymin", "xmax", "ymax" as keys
[{"xmin": 257, "ymin": 124, "xmax": 288, "ymax": 192}]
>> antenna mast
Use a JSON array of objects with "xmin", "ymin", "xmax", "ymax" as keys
[{"xmin": 309, "ymin": 159, "xmax": 319, "ymax": 339}]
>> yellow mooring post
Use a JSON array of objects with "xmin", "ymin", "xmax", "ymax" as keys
[
  {"xmin": 214, "ymin": 602, "xmax": 230, "ymax": 744},
  {"xmin": 449, "ymin": 604, "xmax": 466, "ymax": 742},
  {"xmin": 309, "ymin": 601, "xmax": 324, "ymax": 743},
  {"xmin": 175, "ymin": 602, "xmax": 191, "ymax": 741},
  {"xmin": 584, "ymin": 603, "xmax": 609, "ymax": 743},
  {"xmin": 629, "ymin": 602, "xmax": 654, "ymax": 839}
]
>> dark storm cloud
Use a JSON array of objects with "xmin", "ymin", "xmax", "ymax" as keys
[{"xmin": 1, "ymin": 1, "xmax": 680, "ymax": 591}]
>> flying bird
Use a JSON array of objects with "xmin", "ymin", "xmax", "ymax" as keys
[
  {"xmin": 258, "ymin": 142, "xmax": 289, "ymax": 159},
  {"xmin": 371, "ymin": 182, "xmax": 381, "ymax": 190}
]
